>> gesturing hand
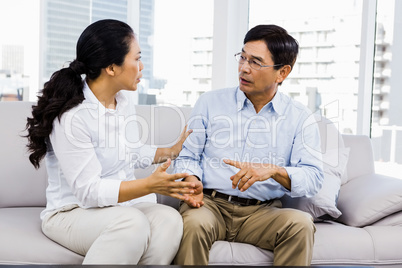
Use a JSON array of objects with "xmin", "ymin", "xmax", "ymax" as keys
[
  {"xmin": 223, "ymin": 159, "xmax": 279, "ymax": 192},
  {"xmin": 170, "ymin": 125, "xmax": 193, "ymax": 159},
  {"xmin": 148, "ymin": 159, "xmax": 197, "ymax": 201}
]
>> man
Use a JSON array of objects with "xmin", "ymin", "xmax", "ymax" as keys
[{"xmin": 174, "ymin": 24, "xmax": 323, "ymax": 266}]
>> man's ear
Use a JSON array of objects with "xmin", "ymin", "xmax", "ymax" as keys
[
  {"xmin": 105, "ymin": 65, "xmax": 115, "ymax": 76},
  {"xmin": 276, "ymin": 65, "xmax": 292, "ymax": 84}
]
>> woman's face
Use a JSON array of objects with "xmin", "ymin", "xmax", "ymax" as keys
[{"xmin": 114, "ymin": 38, "xmax": 144, "ymax": 91}]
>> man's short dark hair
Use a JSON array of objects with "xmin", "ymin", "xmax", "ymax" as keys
[{"xmin": 244, "ymin": 24, "xmax": 299, "ymax": 71}]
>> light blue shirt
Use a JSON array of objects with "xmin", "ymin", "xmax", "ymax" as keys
[{"xmin": 174, "ymin": 87, "xmax": 323, "ymax": 201}]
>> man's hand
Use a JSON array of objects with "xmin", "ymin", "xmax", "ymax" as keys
[
  {"xmin": 182, "ymin": 175, "xmax": 204, "ymax": 208},
  {"xmin": 223, "ymin": 159, "xmax": 291, "ymax": 192}
]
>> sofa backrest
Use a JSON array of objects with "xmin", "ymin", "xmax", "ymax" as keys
[
  {"xmin": 0, "ymin": 101, "xmax": 373, "ymax": 208},
  {"xmin": 0, "ymin": 101, "xmax": 47, "ymax": 208},
  {"xmin": 342, "ymin": 134, "xmax": 375, "ymax": 179}
]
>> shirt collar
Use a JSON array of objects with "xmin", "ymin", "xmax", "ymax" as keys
[
  {"xmin": 236, "ymin": 87, "xmax": 248, "ymax": 112},
  {"xmin": 235, "ymin": 86, "xmax": 286, "ymax": 115},
  {"xmin": 270, "ymin": 91, "xmax": 286, "ymax": 115},
  {"xmin": 83, "ymin": 81, "xmax": 129, "ymax": 118}
]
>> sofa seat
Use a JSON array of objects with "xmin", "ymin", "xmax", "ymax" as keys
[
  {"xmin": 209, "ymin": 221, "xmax": 402, "ymax": 267},
  {"xmin": 0, "ymin": 207, "xmax": 83, "ymax": 264}
]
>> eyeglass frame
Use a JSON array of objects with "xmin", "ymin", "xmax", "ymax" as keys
[{"xmin": 234, "ymin": 52, "xmax": 283, "ymax": 70}]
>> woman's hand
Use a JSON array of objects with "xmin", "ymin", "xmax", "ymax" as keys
[
  {"xmin": 170, "ymin": 125, "xmax": 192, "ymax": 159},
  {"xmin": 146, "ymin": 159, "xmax": 198, "ymax": 201},
  {"xmin": 153, "ymin": 125, "xmax": 192, "ymax": 164}
]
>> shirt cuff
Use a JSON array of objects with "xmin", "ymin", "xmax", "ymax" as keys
[
  {"xmin": 174, "ymin": 161, "xmax": 203, "ymax": 181},
  {"xmin": 97, "ymin": 179, "xmax": 122, "ymax": 207},
  {"xmin": 283, "ymin": 166, "xmax": 308, "ymax": 198}
]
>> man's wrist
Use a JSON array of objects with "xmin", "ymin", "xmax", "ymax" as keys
[{"xmin": 182, "ymin": 175, "xmax": 200, "ymax": 182}]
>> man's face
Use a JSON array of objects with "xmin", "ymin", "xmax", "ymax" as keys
[{"xmin": 238, "ymin": 40, "xmax": 283, "ymax": 98}]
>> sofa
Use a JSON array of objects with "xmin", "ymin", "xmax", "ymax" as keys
[{"xmin": 1, "ymin": 101, "xmax": 402, "ymax": 266}]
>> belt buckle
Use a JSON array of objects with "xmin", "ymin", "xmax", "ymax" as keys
[{"xmin": 229, "ymin": 196, "xmax": 244, "ymax": 206}]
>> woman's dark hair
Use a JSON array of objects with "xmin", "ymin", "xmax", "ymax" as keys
[
  {"xmin": 244, "ymin": 24, "xmax": 299, "ymax": 71},
  {"xmin": 26, "ymin": 19, "xmax": 134, "ymax": 168}
]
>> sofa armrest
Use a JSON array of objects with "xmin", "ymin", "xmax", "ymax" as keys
[{"xmin": 337, "ymin": 173, "xmax": 402, "ymax": 227}]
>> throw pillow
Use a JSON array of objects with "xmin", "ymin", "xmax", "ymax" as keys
[
  {"xmin": 371, "ymin": 211, "xmax": 402, "ymax": 227},
  {"xmin": 281, "ymin": 147, "xmax": 350, "ymax": 221},
  {"xmin": 337, "ymin": 173, "xmax": 402, "ymax": 227}
]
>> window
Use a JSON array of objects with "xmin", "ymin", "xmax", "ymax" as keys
[
  {"xmin": 0, "ymin": 0, "xmax": 39, "ymax": 101},
  {"xmin": 370, "ymin": 0, "xmax": 402, "ymax": 176},
  {"xmin": 150, "ymin": 0, "xmax": 214, "ymax": 107},
  {"xmin": 0, "ymin": 0, "xmax": 214, "ymax": 106}
]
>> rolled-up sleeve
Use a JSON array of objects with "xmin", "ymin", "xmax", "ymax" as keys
[{"xmin": 284, "ymin": 114, "xmax": 324, "ymax": 198}]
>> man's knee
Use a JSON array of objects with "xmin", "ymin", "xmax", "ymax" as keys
[
  {"xmin": 180, "ymin": 204, "xmax": 220, "ymax": 239},
  {"xmin": 281, "ymin": 209, "xmax": 315, "ymax": 236}
]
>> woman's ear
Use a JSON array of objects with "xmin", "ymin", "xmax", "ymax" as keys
[
  {"xmin": 105, "ymin": 65, "xmax": 115, "ymax": 76},
  {"xmin": 276, "ymin": 65, "xmax": 292, "ymax": 84}
]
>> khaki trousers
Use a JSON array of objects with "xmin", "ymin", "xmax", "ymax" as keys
[
  {"xmin": 175, "ymin": 195, "xmax": 315, "ymax": 266},
  {"xmin": 42, "ymin": 202, "xmax": 182, "ymax": 265}
]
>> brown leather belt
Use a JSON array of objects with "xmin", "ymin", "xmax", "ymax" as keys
[{"xmin": 203, "ymin": 189, "xmax": 266, "ymax": 206}]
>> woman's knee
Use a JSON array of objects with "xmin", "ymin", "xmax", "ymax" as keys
[
  {"xmin": 156, "ymin": 204, "xmax": 183, "ymax": 226},
  {"xmin": 105, "ymin": 207, "xmax": 151, "ymax": 240},
  {"xmin": 150, "ymin": 204, "xmax": 183, "ymax": 238}
]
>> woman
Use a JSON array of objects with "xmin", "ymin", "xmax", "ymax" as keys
[{"xmin": 25, "ymin": 19, "xmax": 200, "ymax": 264}]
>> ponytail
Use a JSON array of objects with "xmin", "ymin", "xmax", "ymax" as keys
[{"xmin": 26, "ymin": 61, "xmax": 85, "ymax": 169}]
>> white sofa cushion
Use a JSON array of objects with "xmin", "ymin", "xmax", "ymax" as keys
[
  {"xmin": 371, "ymin": 211, "xmax": 402, "ymax": 226},
  {"xmin": 315, "ymin": 114, "xmax": 349, "ymax": 185},
  {"xmin": 281, "ymin": 147, "xmax": 349, "ymax": 221},
  {"xmin": 0, "ymin": 207, "xmax": 83, "ymax": 264},
  {"xmin": 0, "ymin": 102, "xmax": 47, "ymax": 208},
  {"xmin": 208, "ymin": 222, "xmax": 402, "ymax": 266},
  {"xmin": 342, "ymin": 135, "xmax": 375, "ymax": 180},
  {"xmin": 337, "ymin": 174, "xmax": 402, "ymax": 227}
]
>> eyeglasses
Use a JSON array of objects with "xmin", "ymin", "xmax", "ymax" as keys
[{"xmin": 234, "ymin": 52, "xmax": 283, "ymax": 70}]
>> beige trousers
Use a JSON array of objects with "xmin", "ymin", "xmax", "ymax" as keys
[
  {"xmin": 175, "ymin": 195, "xmax": 315, "ymax": 266},
  {"xmin": 42, "ymin": 202, "xmax": 182, "ymax": 265}
]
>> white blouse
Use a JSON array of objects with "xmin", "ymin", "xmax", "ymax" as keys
[{"xmin": 41, "ymin": 82, "xmax": 157, "ymax": 220}]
